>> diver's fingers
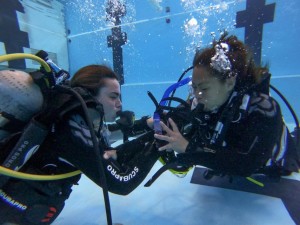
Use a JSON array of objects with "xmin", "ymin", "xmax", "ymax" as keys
[
  {"xmin": 160, "ymin": 121, "xmax": 173, "ymax": 135},
  {"xmin": 168, "ymin": 118, "xmax": 179, "ymax": 133},
  {"xmin": 158, "ymin": 143, "xmax": 172, "ymax": 151},
  {"xmin": 103, "ymin": 150, "xmax": 117, "ymax": 160},
  {"xmin": 154, "ymin": 133, "xmax": 169, "ymax": 141}
]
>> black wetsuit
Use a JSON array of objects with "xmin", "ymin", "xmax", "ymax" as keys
[
  {"xmin": 178, "ymin": 91, "xmax": 298, "ymax": 176},
  {"xmin": 0, "ymin": 106, "xmax": 158, "ymax": 225}
]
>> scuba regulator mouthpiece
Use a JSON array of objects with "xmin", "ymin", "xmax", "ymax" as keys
[{"xmin": 116, "ymin": 110, "xmax": 135, "ymax": 128}]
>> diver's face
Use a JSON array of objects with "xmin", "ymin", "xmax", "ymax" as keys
[
  {"xmin": 96, "ymin": 78, "xmax": 122, "ymax": 122},
  {"xmin": 192, "ymin": 66, "xmax": 234, "ymax": 112}
]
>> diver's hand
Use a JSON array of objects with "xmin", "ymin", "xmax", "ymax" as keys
[
  {"xmin": 154, "ymin": 118, "xmax": 188, "ymax": 153},
  {"xmin": 103, "ymin": 150, "xmax": 117, "ymax": 160},
  {"xmin": 146, "ymin": 117, "xmax": 154, "ymax": 129}
]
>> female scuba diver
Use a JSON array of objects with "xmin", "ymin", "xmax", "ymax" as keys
[
  {"xmin": 0, "ymin": 65, "xmax": 158, "ymax": 225},
  {"xmin": 154, "ymin": 33, "xmax": 300, "ymax": 178}
]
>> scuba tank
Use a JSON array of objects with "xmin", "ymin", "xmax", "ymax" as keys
[
  {"xmin": 0, "ymin": 52, "xmax": 113, "ymax": 225},
  {"xmin": 0, "ymin": 70, "xmax": 44, "ymax": 140}
]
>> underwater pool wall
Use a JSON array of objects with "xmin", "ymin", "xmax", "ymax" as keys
[{"xmin": 0, "ymin": 0, "xmax": 69, "ymax": 72}]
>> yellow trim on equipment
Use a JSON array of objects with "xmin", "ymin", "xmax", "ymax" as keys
[
  {"xmin": 246, "ymin": 176, "xmax": 264, "ymax": 187},
  {"xmin": 159, "ymin": 157, "xmax": 193, "ymax": 178}
]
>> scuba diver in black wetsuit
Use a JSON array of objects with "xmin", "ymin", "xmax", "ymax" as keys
[
  {"xmin": 151, "ymin": 33, "xmax": 299, "ymax": 184},
  {"xmin": 0, "ymin": 64, "xmax": 159, "ymax": 225}
]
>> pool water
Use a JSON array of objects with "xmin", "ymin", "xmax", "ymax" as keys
[{"xmin": 0, "ymin": 0, "xmax": 299, "ymax": 225}]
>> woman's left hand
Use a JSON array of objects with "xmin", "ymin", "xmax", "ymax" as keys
[{"xmin": 154, "ymin": 118, "xmax": 188, "ymax": 153}]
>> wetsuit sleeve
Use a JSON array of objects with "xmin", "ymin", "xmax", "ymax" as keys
[
  {"xmin": 55, "ymin": 113, "xmax": 159, "ymax": 195},
  {"xmin": 183, "ymin": 94, "xmax": 283, "ymax": 176},
  {"xmin": 102, "ymin": 133, "xmax": 160, "ymax": 195}
]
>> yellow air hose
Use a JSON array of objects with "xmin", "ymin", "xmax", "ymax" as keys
[
  {"xmin": 0, "ymin": 53, "xmax": 51, "ymax": 72},
  {"xmin": 0, "ymin": 52, "xmax": 82, "ymax": 180},
  {"xmin": 0, "ymin": 166, "xmax": 81, "ymax": 180}
]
